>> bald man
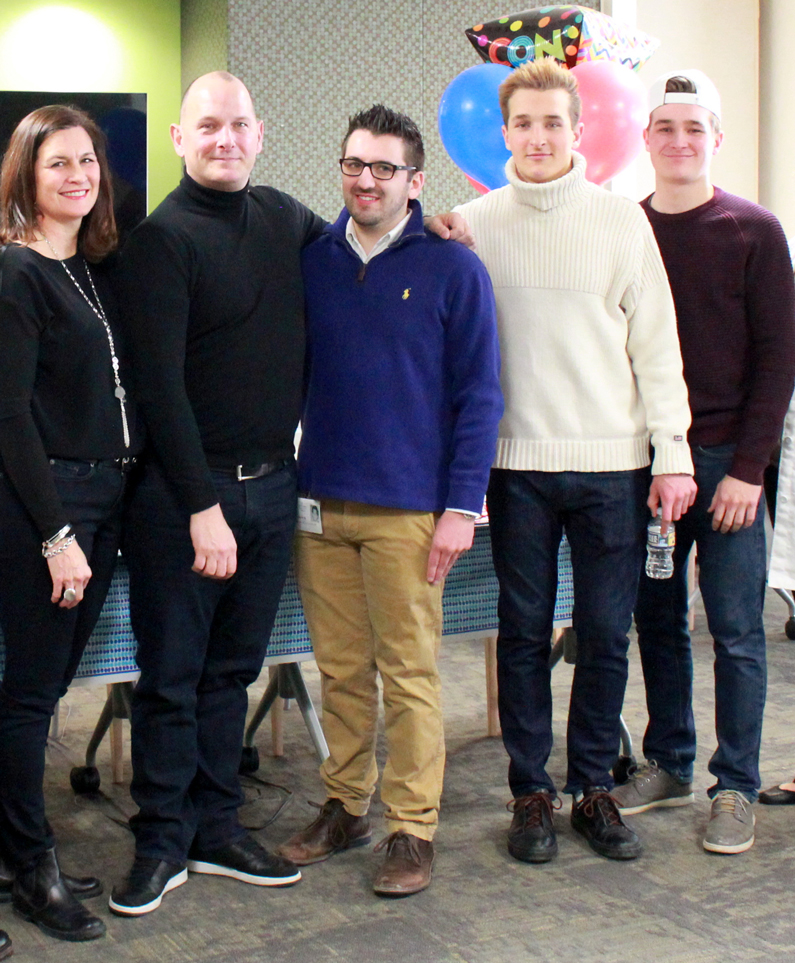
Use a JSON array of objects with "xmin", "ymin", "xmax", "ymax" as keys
[{"xmin": 109, "ymin": 72, "xmax": 325, "ymax": 916}]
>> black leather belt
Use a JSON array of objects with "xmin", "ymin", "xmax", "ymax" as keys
[{"xmin": 210, "ymin": 460, "xmax": 288, "ymax": 481}]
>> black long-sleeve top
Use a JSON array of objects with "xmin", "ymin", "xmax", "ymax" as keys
[
  {"xmin": 642, "ymin": 188, "xmax": 795, "ymax": 485},
  {"xmin": 118, "ymin": 174, "xmax": 326, "ymax": 514},
  {"xmin": 0, "ymin": 245, "xmax": 143, "ymax": 536}
]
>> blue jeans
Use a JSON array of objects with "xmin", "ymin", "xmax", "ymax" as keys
[
  {"xmin": 124, "ymin": 459, "xmax": 297, "ymax": 863},
  {"xmin": 488, "ymin": 467, "xmax": 649, "ymax": 796},
  {"xmin": 0, "ymin": 459, "xmax": 128, "ymax": 864},
  {"xmin": 634, "ymin": 445, "xmax": 767, "ymax": 800}
]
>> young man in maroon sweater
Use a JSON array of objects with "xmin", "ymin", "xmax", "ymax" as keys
[{"xmin": 612, "ymin": 70, "xmax": 795, "ymax": 853}]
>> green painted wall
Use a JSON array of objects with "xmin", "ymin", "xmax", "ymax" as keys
[{"xmin": 0, "ymin": 0, "xmax": 182, "ymax": 210}]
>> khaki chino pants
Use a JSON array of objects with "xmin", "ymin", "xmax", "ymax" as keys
[{"xmin": 295, "ymin": 500, "xmax": 445, "ymax": 840}]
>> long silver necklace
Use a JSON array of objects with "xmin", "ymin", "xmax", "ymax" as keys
[{"xmin": 42, "ymin": 235, "xmax": 130, "ymax": 449}]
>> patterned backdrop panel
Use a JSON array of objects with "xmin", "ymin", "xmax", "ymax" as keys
[{"xmin": 225, "ymin": 1, "xmax": 600, "ymax": 220}]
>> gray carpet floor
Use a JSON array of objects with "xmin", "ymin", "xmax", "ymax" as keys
[{"xmin": 4, "ymin": 586, "xmax": 795, "ymax": 962}]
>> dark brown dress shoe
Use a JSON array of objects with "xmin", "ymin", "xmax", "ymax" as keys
[
  {"xmin": 759, "ymin": 784, "xmax": 795, "ymax": 805},
  {"xmin": 373, "ymin": 831, "xmax": 434, "ymax": 897},
  {"xmin": 277, "ymin": 798, "xmax": 372, "ymax": 865}
]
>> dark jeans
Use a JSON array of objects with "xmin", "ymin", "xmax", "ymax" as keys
[
  {"xmin": 124, "ymin": 459, "xmax": 297, "ymax": 863},
  {"xmin": 634, "ymin": 444, "xmax": 767, "ymax": 800},
  {"xmin": 488, "ymin": 467, "xmax": 649, "ymax": 796},
  {"xmin": 0, "ymin": 459, "xmax": 127, "ymax": 864}
]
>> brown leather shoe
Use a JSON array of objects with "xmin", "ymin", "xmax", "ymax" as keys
[
  {"xmin": 372, "ymin": 831, "xmax": 434, "ymax": 897},
  {"xmin": 276, "ymin": 799, "xmax": 372, "ymax": 865}
]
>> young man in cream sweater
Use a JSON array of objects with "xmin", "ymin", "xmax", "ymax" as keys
[{"xmin": 454, "ymin": 59, "xmax": 696, "ymax": 863}]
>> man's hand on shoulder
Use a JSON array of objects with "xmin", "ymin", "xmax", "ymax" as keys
[
  {"xmin": 190, "ymin": 503, "xmax": 238, "ymax": 579},
  {"xmin": 424, "ymin": 212, "xmax": 475, "ymax": 249},
  {"xmin": 426, "ymin": 510, "xmax": 476, "ymax": 585},
  {"xmin": 648, "ymin": 473, "xmax": 698, "ymax": 532},
  {"xmin": 708, "ymin": 475, "xmax": 763, "ymax": 533}
]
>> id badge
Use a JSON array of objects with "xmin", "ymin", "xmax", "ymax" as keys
[{"xmin": 297, "ymin": 497, "xmax": 323, "ymax": 534}]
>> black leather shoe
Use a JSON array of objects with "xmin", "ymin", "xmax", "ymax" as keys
[
  {"xmin": 0, "ymin": 854, "xmax": 101, "ymax": 903},
  {"xmin": 507, "ymin": 793, "xmax": 559, "ymax": 863},
  {"xmin": 188, "ymin": 833, "xmax": 301, "ymax": 886},
  {"xmin": 12, "ymin": 849, "xmax": 105, "ymax": 942},
  {"xmin": 571, "ymin": 789, "xmax": 642, "ymax": 860},
  {"xmin": 0, "ymin": 928, "xmax": 12, "ymax": 960},
  {"xmin": 759, "ymin": 784, "xmax": 795, "ymax": 805},
  {"xmin": 109, "ymin": 857, "xmax": 187, "ymax": 917}
]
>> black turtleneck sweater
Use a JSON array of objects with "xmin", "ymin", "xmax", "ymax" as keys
[{"xmin": 118, "ymin": 174, "xmax": 325, "ymax": 513}]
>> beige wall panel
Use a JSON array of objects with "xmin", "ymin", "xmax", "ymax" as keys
[
  {"xmin": 634, "ymin": 0, "xmax": 759, "ymax": 203},
  {"xmin": 760, "ymin": 0, "xmax": 795, "ymax": 239}
]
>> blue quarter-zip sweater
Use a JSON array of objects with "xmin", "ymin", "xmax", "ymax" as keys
[{"xmin": 298, "ymin": 200, "xmax": 502, "ymax": 516}]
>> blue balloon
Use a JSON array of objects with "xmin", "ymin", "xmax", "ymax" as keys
[{"xmin": 438, "ymin": 63, "xmax": 512, "ymax": 191}]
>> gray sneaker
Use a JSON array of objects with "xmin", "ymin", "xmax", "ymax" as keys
[
  {"xmin": 703, "ymin": 790, "xmax": 755, "ymax": 854},
  {"xmin": 611, "ymin": 761, "xmax": 694, "ymax": 815}
]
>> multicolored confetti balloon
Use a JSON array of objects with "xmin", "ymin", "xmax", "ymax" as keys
[{"xmin": 466, "ymin": 5, "xmax": 659, "ymax": 73}]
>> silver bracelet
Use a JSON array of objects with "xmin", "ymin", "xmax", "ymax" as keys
[
  {"xmin": 43, "ymin": 524, "xmax": 72, "ymax": 549},
  {"xmin": 42, "ymin": 534, "xmax": 76, "ymax": 558}
]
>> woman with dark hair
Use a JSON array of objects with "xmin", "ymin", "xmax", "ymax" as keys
[{"xmin": 0, "ymin": 104, "xmax": 142, "ymax": 944}]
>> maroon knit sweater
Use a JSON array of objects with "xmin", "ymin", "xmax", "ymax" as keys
[{"xmin": 641, "ymin": 188, "xmax": 795, "ymax": 485}]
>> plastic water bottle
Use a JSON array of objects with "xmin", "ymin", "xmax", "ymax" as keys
[{"xmin": 645, "ymin": 510, "xmax": 675, "ymax": 579}]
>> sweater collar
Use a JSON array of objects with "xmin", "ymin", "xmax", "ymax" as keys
[
  {"xmin": 504, "ymin": 151, "xmax": 591, "ymax": 212},
  {"xmin": 180, "ymin": 172, "xmax": 250, "ymax": 213},
  {"xmin": 641, "ymin": 186, "xmax": 725, "ymax": 222}
]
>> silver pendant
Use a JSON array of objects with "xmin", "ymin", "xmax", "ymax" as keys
[{"xmin": 115, "ymin": 386, "xmax": 126, "ymax": 402}]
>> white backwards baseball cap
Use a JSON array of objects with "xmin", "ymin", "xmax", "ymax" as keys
[{"xmin": 648, "ymin": 69, "xmax": 721, "ymax": 123}]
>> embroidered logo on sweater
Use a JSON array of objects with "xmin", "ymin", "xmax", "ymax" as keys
[{"xmin": 402, "ymin": 288, "xmax": 411, "ymax": 300}]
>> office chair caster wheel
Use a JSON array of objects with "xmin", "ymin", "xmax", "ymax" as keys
[
  {"xmin": 612, "ymin": 754, "xmax": 635, "ymax": 786},
  {"xmin": 70, "ymin": 765, "xmax": 101, "ymax": 795},
  {"xmin": 239, "ymin": 746, "xmax": 259, "ymax": 775},
  {"xmin": 786, "ymin": 617, "xmax": 795, "ymax": 640}
]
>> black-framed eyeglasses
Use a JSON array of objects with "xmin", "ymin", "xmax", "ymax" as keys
[{"xmin": 339, "ymin": 157, "xmax": 417, "ymax": 180}]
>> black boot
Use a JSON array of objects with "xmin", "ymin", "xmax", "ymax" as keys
[
  {"xmin": 13, "ymin": 849, "xmax": 105, "ymax": 942},
  {"xmin": 0, "ymin": 928, "xmax": 12, "ymax": 960},
  {"xmin": 1, "ymin": 853, "xmax": 101, "ymax": 903}
]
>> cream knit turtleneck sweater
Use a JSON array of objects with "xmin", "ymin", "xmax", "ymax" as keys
[{"xmin": 455, "ymin": 152, "xmax": 693, "ymax": 476}]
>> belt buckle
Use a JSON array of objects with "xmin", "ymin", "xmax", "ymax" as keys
[{"xmin": 236, "ymin": 464, "xmax": 259, "ymax": 481}]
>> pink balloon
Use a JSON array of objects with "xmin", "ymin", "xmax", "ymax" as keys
[
  {"xmin": 571, "ymin": 61, "xmax": 647, "ymax": 185},
  {"xmin": 464, "ymin": 173, "xmax": 490, "ymax": 195}
]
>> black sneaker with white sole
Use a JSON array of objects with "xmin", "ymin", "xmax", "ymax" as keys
[
  {"xmin": 187, "ymin": 834, "xmax": 301, "ymax": 886},
  {"xmin": 109, "ymin": 857, "xmax": 187, "ymax": 916}
]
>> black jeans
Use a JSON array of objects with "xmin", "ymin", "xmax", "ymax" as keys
[
  {"xmin": 124, "ymin": 460, "xmax": 297, "ymax": 863},
  {"xmin": 488, "ymin": 467, "xmax": 649, "ymax": 796},
  {"xmin": 0, "ymin": 459, "xmax": 127, "ymax": 864}
]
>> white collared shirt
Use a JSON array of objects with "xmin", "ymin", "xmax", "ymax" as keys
[{"xmin": 345, "ymin": 210, "xmax": 412, "ymax": 264}]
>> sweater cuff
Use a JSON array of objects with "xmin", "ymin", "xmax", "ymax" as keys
[
  {"xmin": 727, "ymin": 454, "xmax": 766, "ymax": 487},
  {"xmin": 446, "ymin": 485, "xmax": 487, "ymax": 517},
  {"xmin": 651, "ymin": 443, "xmax": 694, "ymax": 476}
]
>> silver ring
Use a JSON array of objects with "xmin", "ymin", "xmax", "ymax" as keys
[{"xmin": 63, "ymin": 587, "xmax": 77, "ymax": 602}]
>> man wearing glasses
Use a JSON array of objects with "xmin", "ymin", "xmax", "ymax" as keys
[{"xmin": 276, "ymin": 106, "xmax": 502, "ymax": 896}]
